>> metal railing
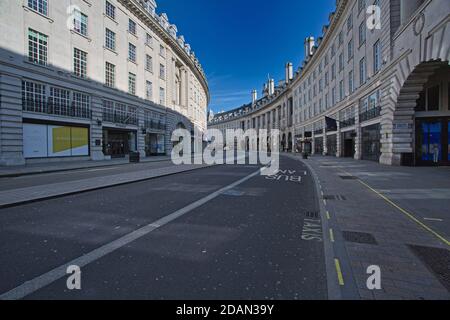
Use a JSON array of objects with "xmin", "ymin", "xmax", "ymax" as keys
[
  {"xmin": 340, "ymin": 117, "xmax": 356, "ymax": 128},
  {"xmin": 359, "ymin": 106, "xmax": 381, "ymax": 123},
  {"xmin": 103, "ymin": 110, "xmax": 138, "ymax": 126},
  {"xmin": 23, "ymin": 99, "xmax": 92, "ymax": 119},
  {"xmin": 144, "ymin": 120, "xmax": 166, "ymax": 131}
]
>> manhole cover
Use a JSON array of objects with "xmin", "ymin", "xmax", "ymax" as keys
[
  {"xmin": 339, "ymin": 175, "xmax": 358, "ymax": 180},
  {"xmin": 409, "ymin": 245, "xmax": 450, "ymax": 292},
  {"xmin": 323, "ymin": 195, "xmax": 347, "ymax": 201},
  {"xmin": 342, "ymin": 231, "xmax": 378, "ymax": 245},
  {"xmin": 305, "ymin": 211, "xmax": 320, "ymax": 219}
]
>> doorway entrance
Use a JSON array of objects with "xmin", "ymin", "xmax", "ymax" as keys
[
  {"xmin": 341, "ymin": 131, "xmax": 356, "ymax": 158},
  {"xmin": 103, "ymin": 129, "xmax": 137, "ymax": 158}
]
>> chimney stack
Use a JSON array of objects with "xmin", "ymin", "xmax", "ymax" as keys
[
  {"xmin": 304, "ymin": 36, "xmax": 315, "ymax": 58},
  {"xmin": 252, "ymin": 89, "xmax": 257, "ymax": 104},
  {"xmin": 269, "ymin": 79, "xmax": 275, "ymax": 96},
  {"xmin": 285, "ymin": 62, "xmax": 293, "ymax": 83}
]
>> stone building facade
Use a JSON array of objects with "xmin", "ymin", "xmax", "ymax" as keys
[
  {"xmin": 0, "ymin": 0, "xmax": 209, "ymax": 165},
  {"xmin": 210, "ymin": 0, "xmax": 450, "ymax": 166}
]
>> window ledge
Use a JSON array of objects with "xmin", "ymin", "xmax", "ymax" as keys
[
  {"xmin": 23, "ymin": 6, "xmax": 53, "ymax": 23},
  {"xmin": 104, "ymin": 14, "xmax": 118, "ymax": 25},
  {"xmin": 23, "ymin": 60, "xmax": 54, "ymax": 72},
  {"xmin": 70, "ymin": 30, "xmax": 92, "ymax": 42},
  {"xmin": 128, "ymin": 59, "xmax": 138, "ymax": 66},
  {"xmin": 103, "ymin": 46, "xmax": 118, "ymax": 55}
]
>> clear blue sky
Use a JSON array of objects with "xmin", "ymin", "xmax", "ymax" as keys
[{"xmin": 158, "ymin": 0, "xmax": 336, "ymax": 113}]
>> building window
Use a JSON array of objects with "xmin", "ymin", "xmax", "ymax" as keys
[
  {"xmin": 347, "ymin": 15, "xmax": 353, "ymax": 32},
  {"xmin": 72, "ymin": 92, "xmax": 91, "ymax": 118},
  {"xmin": 128, "ymin": 43, "xmax": 136, "ymax": 63},
  {"xmin": 105, "ymin": 28, "xmax": 116, "ymax": 51},
  {"xmin": 331, "ymin": 63, "xmax": 336, "ymax": 80},
  {"xmin": 348, "ymin": 39, "xmax": 353, "ymax": 60},
  {"xmin": 105, "ymin": 1, "xmax": 115, "ymax": 20},
  {"xmin": 73, "ymin": 10, "xmax": 88, "ymax": 36},
  {"xmin": 128, "ymin": 73, "xmax": 136, "ymax": 95},
  {"xmin": 129, "ymin": 19, "xmax": 137, "ymax": 35},
  {"xmin": 160, "ymin": 45, "xmax": 165, "ymax": 57},
  {"xmin": 146, "ymin": 33, "xmax": 153, "ymax": 47},
  {"xmin": 146, "ymin": 81, "xmax": 153, "ymax": 100},
  {"xmin": 360, "ymin": 57, "xmax": 367, "ymax": 85},
  {"xmin": 373, "ymin": 40, "xmax": 381, "ymax": 73},
  {"xmin": 105, "ymin": 62, "xmax": 115, "ymax": 88},
  {"xmin": 28, "ymin": 29, "xmax": 48, "ymax": 66},
  {"xmin": 159, "ymin": 87, "xmax": 165, "ymax": 105},
  {"xmin": 349, "ymin": 70, "xmax": 354, "ymax": 94},
  {"xmin": 427, "ymin": 85, "xmax": 440, "ymax": 111},
  {"xmin": 28, "ymin": 0, "xmax": 48, "ymax": 16},
  {"xmin": 338, "ymin": 31, "xmax": 343, "ymax": 46},
  {"xmin": 339, "ymin": 53, "xmax": 344, "ymax": 71},
  {"xmin": 160, "ymin": 64, "xmax": 165, "ymax": 80},
  {"xmin": 339, "ymin": 80, "xmax": 345, "ymax": 101},
  {"xmin": 358, "ymin": 0, "xmax": 366, "ymax": 13},
  {"xmin": 22, "ymin": 80, "xmax": 46, "ymax": 113},
  {"xmin": 332, "ymin": 87, "xmax": 336, "ymax": 106},
  {"xmin": 145, "ymin": 55, "xmax": 153, "ymax": 72},
  {"xmin": 359, "ymin": 22, "xmax": 366, "ymax": 46},
  {"xmin": 73, "ymin": 48, "xmax": 87, "ymax": 78}
]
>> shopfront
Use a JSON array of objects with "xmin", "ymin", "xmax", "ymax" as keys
[
  {"xmin": 415, "ymin": 117, "xmax": 450, "ymax": 166},
  {"xmin": 341, "ymin": 130, "xmax": 356, "ymax": 158},
  {"xmin": 314, "ymin": 137, "xmax": 324, "ymax": 155},
  {"xmin": 361, "ymin": 123, "xmax": 381, "ymax": 162},
  {"xmin": 326, "ymin": 134, "xmax": 337, "ymax": 156},
  {"xmin": 145, "ymin": 132, "xmax": 165, "ymax": 156},
  {"xmin": 103, "ymin": 128, "xmax": 137, "ymax": 158},
  {"xmin": 23, "ymin": 121, "xmax": 89, "ymax": 159}
]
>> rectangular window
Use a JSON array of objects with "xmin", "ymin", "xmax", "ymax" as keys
[
  {"xmin": 128, "ymin": 43, "xmax": 136, "ymax": 62},
  {"xmin": 160, "ymin": 45, "xmax": 165, "ymax": 57},
  {"xmin": 129, "ymin": 19, "xmax": 137, "ymax": 35},
  {"xmin": 146, "ymin": 81, "xmax": 153, "ymax": 100},
  {"xmin": 28, "ymin": 29, "xmax": 48, "ymax": 66},
  {"xmin": 373, "ymin": 40, "xmax": 381, "ymax": 73},
  {"xmin": 160, "ymin": 64, "xmax": 165, "ymax": 80},
  {"xmin": 128, "ymin": 73, "xmax": 136, "ymax": 95},
  {"xmin": 348, "ymin": 39, "xmax": 353, "ymax": 60},
  {"xmin": 360, "ymin": 57, "xmax": 366, "ymax": 85},
  {"xmin": 331, "ymin": 64, "xmax": 336, "ymax": 79},
  {"xmin": 22, "ymin": 80, "xmax": 46, "ymax": 113},
  {"xmin": 347, "ymin": 15, "xmax": 353, "ymax": 32},
  {"xmin": 339, "ymin": 53, "xmax": 344, "ymax": 71},
  {"xmin": 146, "ymin": 33, "xmax": 153, "ymax": 47},
  {"xmin": 146, "ymin": 55, "xmax": 153, "ymax": 72},
  {"xmin": 358, "ymin": 0, "xmax": 366, "ymax": 13},
  {"xmin": 28, "ymin": 0, "xmax": 48, "ymax": 16},
  {"xmin": 339, "ymin": 80, "xmax": 344, "ymax": 101},
  {"xmin": 73, "ymin": 10, "xmax": 88, "ymax": 36},
  {"xmin": 49, "ymin": 87, "xmax": 71, "ymax": 116},
  {"xmin": 427, "ymin": 85, "xmax": 440, "ymax": 111},
  {"xmin": 105, "ymin": 28, "xmax": 116, "ymax": 51},
  {"xmin": 73, "ymin": 48, "xmax": 87, "ymax": 78},
  {"xmin": 338, "ymin": 31, "xmax": 343, "ymax": 46},
  {"xmin": 105, "ymin": 1, "xmax": 115, "ymax": 20},
  {"xmin": 105, "ymin": 62, "xmax": 115, "ymax": 88},
  {"xmin": 359, "ymin": 22, "xmax": 366, "ymax": 45},
  {"xmin": 332, "ymin": 87, "xmax": 336, "ymax": 106},
  {"xmin": 349, "ymin": 70, "xmax": 354, "ymax": 94},
  {"xmin": 159, "ymin": 87, "xmax": 165, "ymax": 105},
  {"xmin": 72, "ymin": 92, "xmax": 91, "ymax": 118}
]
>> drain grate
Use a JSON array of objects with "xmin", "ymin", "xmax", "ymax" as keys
[
  {"xmin": 304, "ymin": 211, "xmax": 320, "ymax": 219},
  {"xmin": 342, "ymin": 231, "xmax": 378, "ymax": 245},
  {"xmin": 323, "ymin": 195, "xmax": 347, "ymax": 201},
  {"xmin": 409, "ymin": 245, "xmax": 450, "ymax": 292},
  {"xmin": 339, "ymin": 175, "xmax": 359, "ymax": 180}
]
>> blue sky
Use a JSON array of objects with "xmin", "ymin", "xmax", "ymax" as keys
[{"xmin": 158, "ymin": 0, "xmax": 336, "ymax": 113}]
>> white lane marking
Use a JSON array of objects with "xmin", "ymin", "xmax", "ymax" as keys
[
  {"xmin": 0, "ymin": 168, "xmax": 262, "ymax": 300},
  {"xmin": 423, "ymin": 218, "xmax": 444, "ymax": 222}
]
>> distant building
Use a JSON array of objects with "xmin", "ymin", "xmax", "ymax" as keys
[
  {"xmin": 0, "ymin": 0, "xmax": 209, "ymax": 165},
  {"xmin": 209, "ymin": 0, "xmax": 450, "ymax": 166}
]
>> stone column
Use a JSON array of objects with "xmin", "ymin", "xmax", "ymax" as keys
[
  {"xmin": 90, "ymin": 96, "xmax": 106, "ymax": 161},
  {"xmin": 322, "ymin": 118, "xmax": 327, "ymax": 156},
  {"xmin": 354, "ymin": 112, "xmax": 362, "ymax": 160},
  {"xmin": 336, "ymin": 121, "xmax": 341, "ymax": 158},
  {"xmin": 137, "ymin": 108, "xmax": 146, "ymax": 158}
]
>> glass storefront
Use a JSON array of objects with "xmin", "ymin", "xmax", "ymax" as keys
[
  {"xmin": 341, "ymin": 131, "xmax": 355, "ymax": 158},
  {"xmin": 103, "ymin": 129, "xmax": 137, "ymax": 158},
  {"xmin": 314, "ymin": 137, "xmax": 324, "ymax": 155},
  {"xmin": 361, "ymin": 124, "xmax": 381, "ymax": 162},
  {"xmin": 145, "ymin": 133, "xmax": 165, "ymax": 156},
  {"xmin": 415, "ymin": 118, "xmax": 449, "ymax": 166},
  {"xmin": 326, "ymin": 134, "xmax": 337, "ymax": 156}
]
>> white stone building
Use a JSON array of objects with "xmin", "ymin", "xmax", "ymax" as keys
[
  {"xmin": 0, "ymin": 0, "xmax": 209, "ymax": 165},
  {"xmin": 209, "ymin": 0, "xmax": 450, "ymax": 166}
]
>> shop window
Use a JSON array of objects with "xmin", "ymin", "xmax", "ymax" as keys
[{"xmin": 416, "ymin": 90, "xmax": 426, "ymax": 111}]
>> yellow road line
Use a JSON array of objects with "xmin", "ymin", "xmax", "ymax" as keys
[
  {"xmin": 334, "ymin": 259, "xmax": 345, "ymax": 286},
  {"xmin": 329, "ymin": 228, "xmax": 335, "ymax": 242},
  {"xmin": 357, "ymin": 179, "xmax": 450, "ymax": 247}
]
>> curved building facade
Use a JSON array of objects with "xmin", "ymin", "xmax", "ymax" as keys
[
  {"xmin": 0, "ymin": 0, "xmax": 209, "ymax": 165},
  {"xmin": 210, "ymin": 0, "xmax": 450, "ymax": 166}
]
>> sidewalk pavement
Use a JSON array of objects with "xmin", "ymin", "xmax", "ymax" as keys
[
  {"xmin": 286, "ymin": 154, "xmax": 450, "ymax": 300},
  {"xmin": 0, "ymin": 163, "xmax": 211, "ymax": 209},
  {"xmin": 0, "ymin": 156, "xmax": 171, "ymax": 178}
]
